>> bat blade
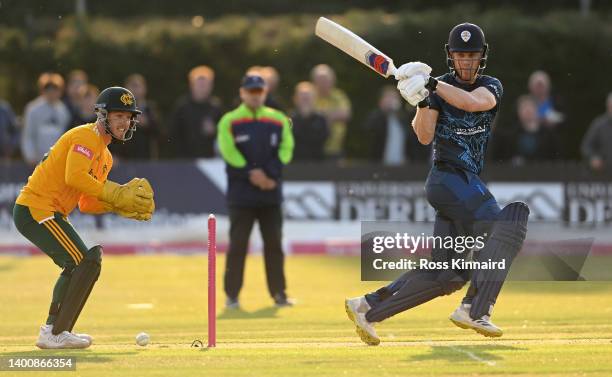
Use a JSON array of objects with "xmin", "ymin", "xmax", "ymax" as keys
[{"xmin": 315, "ymin": 17, "xmax": 397, "ymax": 79}]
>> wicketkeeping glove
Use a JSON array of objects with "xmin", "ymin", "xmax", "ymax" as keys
[
  {"xmin": 103, "ymin": 203, "xmax": 153, "ymax": 221},
  {"xmin": 98, "ymin": 179, "xmax": 154, "ymax": 214},
  {"xmin": 131, "ymin": 178, "xmax": 154, "ymax": 197},
  {"xmin": 131, "ymin": 178, "xmax": 155, "ymax": 216}
]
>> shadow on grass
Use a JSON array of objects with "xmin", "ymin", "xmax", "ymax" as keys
[
  {"xmin": 408, "ymin": 344, "xmax": 525, "ymax": 365},
  {"xmin": 0, "ymin": 350, "xmax": 137, "ymax": 364},
  {"xmin": 217, "ymin": 306, "xmax": 280, "ymax": 320}
]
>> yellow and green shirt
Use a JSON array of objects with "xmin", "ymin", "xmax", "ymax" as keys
[{"xmin": 16, "ymin": 123, "xmax": 112, "ymax": 220}]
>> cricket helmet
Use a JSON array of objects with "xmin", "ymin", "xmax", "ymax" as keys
[{"xmin": 445, "ymin": 23, "xmax": 489, "ymax": 76}]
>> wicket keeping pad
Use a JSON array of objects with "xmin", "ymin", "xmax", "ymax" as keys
[{"xmin": 52, "ymin": 245, "xmax": 102, "ymax": 335}]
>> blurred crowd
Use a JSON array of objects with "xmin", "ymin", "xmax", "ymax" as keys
[{"xmin": 0, "ymin": 66, "xmax": 610, "ymax": 172}]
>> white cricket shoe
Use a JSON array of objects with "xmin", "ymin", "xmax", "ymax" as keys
[
  {"xmin": 345, "ymin": 296, "xmax": 380, "ymax": 346},
  {"xmin": 35, "ymin": 325, "xmax": 90, "ymax": 349},
  {"xmin": 40, "ymin": 324, "xmax": 93, "ymax": 346},
  {"xmin": 74, "ymin": 332, "xmax": 93, "ymax": 346},
  {"xmin": 449, "ymin": 303, "xmax": 503, "ymax": 338}
]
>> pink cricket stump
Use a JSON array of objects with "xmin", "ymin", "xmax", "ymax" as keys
[{"xmin": 207, "ymin": 214, "xmax": 217, "ymax": 347}]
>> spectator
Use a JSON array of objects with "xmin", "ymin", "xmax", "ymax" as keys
[
  {"xmin": 260, "ymin": 66, "xmax": 284, "ymax": 110},
  {"xmin": 528, "ymin": 70, "xmax": 564, "ymax": 127},
  {"xmin": 71, "ymin": 84, "xmax": 99, "ymax": 126},
  {"xmin": 363, "ymin": 85, "xmax": 429, "ymax": 165},
  {"xmin": 21, "ymin": 73, "xmax": 71, "ymax": 166},
  {"xmin": 488, "ymin": 121, "xmax": 515, "ymax": 163},
  {"xmin": 245, "ymin": 65, "xmax": 264, "ymax": 77},
  {"xmin": 512, "ymin": 95, "xmax": 543, "ymax": 164},
  {"xmin": 290, "ymin": 81, "xmax": 328, "ymax": 161},
  {"xmin": 112, "ymin": 74, "xmax": 161, "ymax": 159},
  {"xmin": 170, "ymin": 65, "xmax": 223, "ymax": 158},
  {"xmin": 0, "ymin": 99, "xmax": 19, "ymax": 159},
  {"xmin": 581, "ymin": 92, "xmax": 612, "ymax": 172},
  {"xmin": 63, "ymin": 69, "xmax": 88, "ymax": 128},
  {"xmin": 310, "ymin": 64, "xmax": 351, "ymax": 159},
  {"xmin": 217, "ymin": 75, "xmax": 295, "ymax": 308}
]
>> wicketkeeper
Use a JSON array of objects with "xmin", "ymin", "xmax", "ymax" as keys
[{"xmin": 14, "ymin": 86, "xmax": 155, "ymax": 349}]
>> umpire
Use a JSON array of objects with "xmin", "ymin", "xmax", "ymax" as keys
[{"xmin": 217, "ymin": 75, "xmax": 295, "ymax": 308}]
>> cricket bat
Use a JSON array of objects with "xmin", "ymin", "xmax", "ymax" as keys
[{"xmin": 315, "ymin": 16, "xmax": 399, "ymax": 79}]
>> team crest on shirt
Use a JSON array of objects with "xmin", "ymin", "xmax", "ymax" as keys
[
  {"xmin": 461, "ymin": 30, "xmax": 471, "ymax": 42},
  {"xmin": 120, "ymin": 93, "xmax": 134, "ymax": 106}
]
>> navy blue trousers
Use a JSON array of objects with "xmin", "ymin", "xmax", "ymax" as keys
[{"xmin": 367, "ymin": 165, "xmax": 501, "ymax": 306}]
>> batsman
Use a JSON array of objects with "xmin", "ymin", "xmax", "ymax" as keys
[
  {"xmin": 13, "ymin": 86, "xmax": 155, "ymax": 349},
  {"xmin": 346, "ymin": 23, "xmax": 529, "ymax": 345}
]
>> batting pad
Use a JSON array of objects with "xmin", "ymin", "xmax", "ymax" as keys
[
  {"xmin": 365, "ymin": 269, "xmax": 468, "ymax": 323},
  {"xmin": 470, "ymin": 202, "xmax": 529, "ymax": 319}
]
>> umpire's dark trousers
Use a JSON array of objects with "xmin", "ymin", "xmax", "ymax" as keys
[{"xmin": 224, "ymin": 205, "xmax": 286, "ymax": 299}]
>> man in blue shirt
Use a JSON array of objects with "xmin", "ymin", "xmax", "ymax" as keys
[{"xmin": 346, "ymin": 23, "xmax": 529, "ymax": 345}]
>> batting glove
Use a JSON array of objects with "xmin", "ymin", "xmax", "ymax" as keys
[
  {"xmin": 398, "ymin": 76, "xmax": 429, "ymax": 106},
  {"xmin": 395, "ymin": 61, "xmax": 432, "ymax": 80}
]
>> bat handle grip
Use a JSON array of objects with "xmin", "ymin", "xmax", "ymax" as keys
[{"xmin": 388, "ymin": 64, "xmax": 398, "ymax": 80}]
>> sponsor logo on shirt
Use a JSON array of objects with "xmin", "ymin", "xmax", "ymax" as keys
[
  {"xmin": 455, "ymin": 125, "xmax": 487, "ymax": 136},
  {"xmin": 235, "ymin": 134, "xmax": 250, "ymax": 143},
  {"xmin": 73, "ymin": 144, "xmax": 94, "ymax": 159}
]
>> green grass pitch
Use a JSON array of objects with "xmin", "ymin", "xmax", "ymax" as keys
[{"xmin": 1, "ymin": 254, "xmax": 611, "ymax": 376}]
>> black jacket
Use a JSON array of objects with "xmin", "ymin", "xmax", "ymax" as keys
[
  {"xmin": 170, "ymin": 95, "xmax": 223, "ymax": 158},
  {"xmin": 290, "ymin": 111, "xmax": 328, "ymax": 161},
  {"xmin": 362, "ymin": 108, "xmax": 430, "ymax": 163}
]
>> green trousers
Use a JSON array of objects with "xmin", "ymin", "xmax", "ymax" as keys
[{"xmin": 13, "ymin": 204, "xmax": 90, "ymax": 324}]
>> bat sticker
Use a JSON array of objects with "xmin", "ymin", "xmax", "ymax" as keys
[{"xmin": 366, "ymin": 51, "xmax": 390, "ymax": 75}]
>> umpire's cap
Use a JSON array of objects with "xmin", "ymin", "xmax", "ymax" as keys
[{"xmin": 241, "ymin": 75, "xmax": 266, "ymax": 90}]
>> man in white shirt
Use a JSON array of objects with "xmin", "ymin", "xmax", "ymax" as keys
[{"xmin": 22, "ymin": 72, "xmax": 71, "ymax": 166}]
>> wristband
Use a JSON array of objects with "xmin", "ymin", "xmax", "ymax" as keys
[
  {"xmin": 424, "ymin": 76, "xmax": 438, "ymax": 92},
  {"xmin": 417, "ymin": 97, "xmax": 430, "ymax": 108}
]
